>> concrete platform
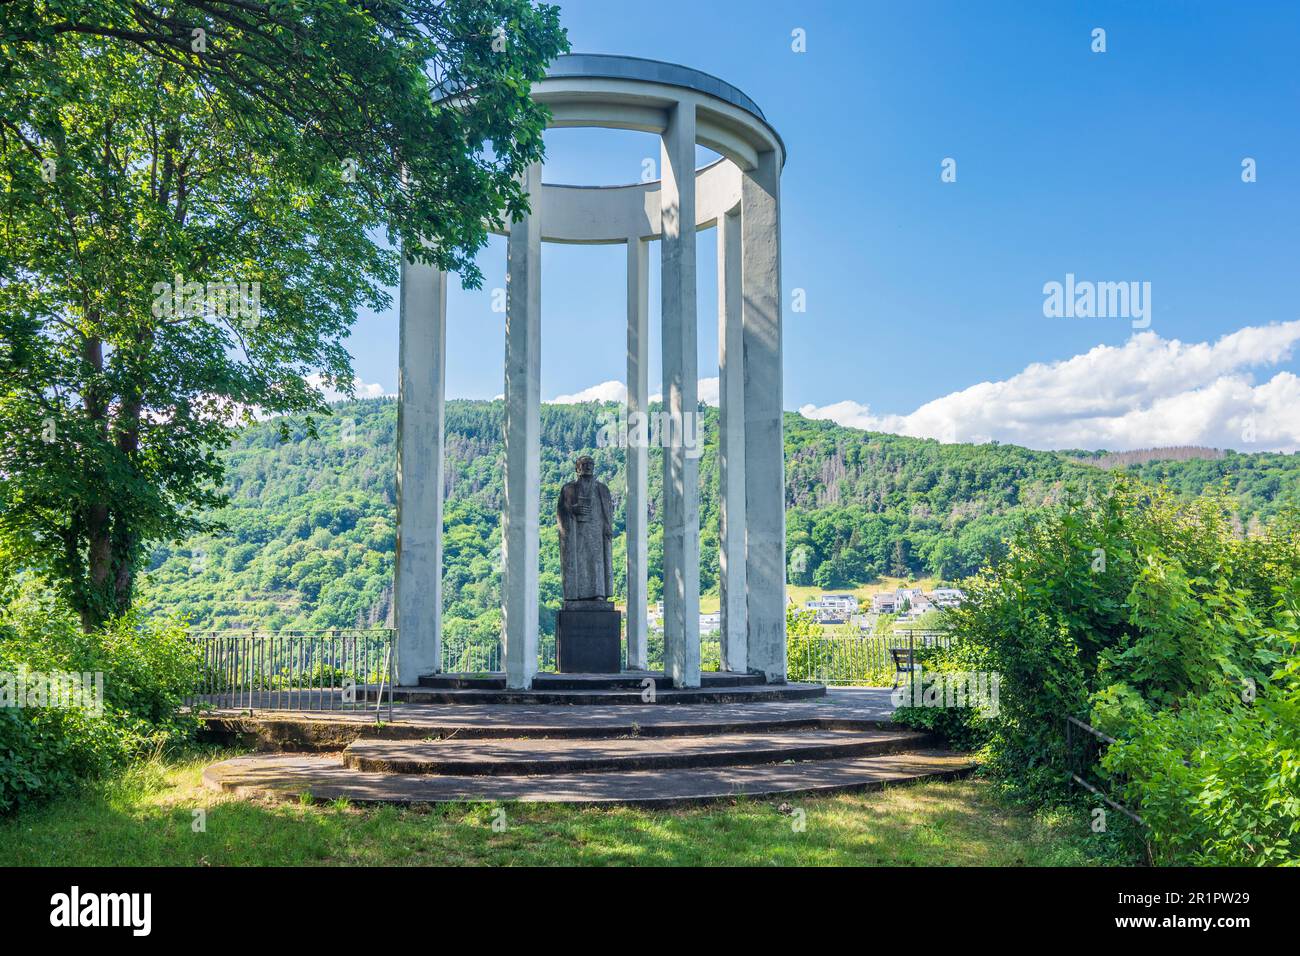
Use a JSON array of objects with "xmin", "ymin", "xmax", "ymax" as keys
[
  {"xmin": 197, "ymin": 688, "xmax": 972, "ymax": 806},
  {"xmin": 393, "ymin": 676, "xmax": 825, "ymax": 705},
  {"xmin": 203, "ymin": 749, "xmax": 974, "ymax": 807},
  {"xmin": 199, "ymin": 687, "xmax": 899, "ymax": 752},
  {"xmin": 343, "ymin": 727, "xmax": 926, "ymax": 775},
  {"xmin": 417, "ymin": 671, "xmax": 767, "ymax": 691}
]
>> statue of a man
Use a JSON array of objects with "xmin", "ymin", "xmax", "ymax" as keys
[{"xmin": 557, "ymin": 455, "xmax": 614, "ymax": 603}]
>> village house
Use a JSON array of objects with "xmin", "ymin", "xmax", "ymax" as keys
[
  {"xmin": 803, "ymin": 592, "xmax": 859, "ymax": 624},
  {"xmin": 928, "ymin": 587, "xmax": 966, "ymax": 608},
  {"xmin": 871, "ymin": 586, "xmax": 942, "ymax": 617}
]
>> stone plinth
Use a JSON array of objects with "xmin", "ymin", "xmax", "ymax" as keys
[{"xmin": 556, "ymin": 600, "xmax": 621, "ymax": 673}]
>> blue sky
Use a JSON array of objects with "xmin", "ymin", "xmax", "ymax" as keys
[{"xmin": 343, "ymin": 0, "xmax": 1300, "ymax": 452}]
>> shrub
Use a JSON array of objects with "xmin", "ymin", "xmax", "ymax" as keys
[
  {"xmin": 0, "ymin": 586, "xmax": 200, "ymax": 813},
  {"xmin": 895, "ymin": 478, "xmax": 1300, "ymax": 863},
  {"xmin": 888, "ymin": 641, "xmax": 994, "ymax": 753},
  {"xmin": 0, "ymin": 628, "xmax": 133, "ymax": 813},
  {"xmin": 1102, "ymin": 679, "xmax": 1300, "ymax": 865}
]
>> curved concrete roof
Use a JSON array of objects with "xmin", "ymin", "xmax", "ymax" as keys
[
  {"xmin": 443, "ymin": 52, "xmax": 784, "ymax": 242},
  {"xmin": 435, "ymin": 52, "xmax": 785, "ymax": 165},
  {"xmin": 544, "ymin": 54, "xmax": 769, "ymax": 123}
]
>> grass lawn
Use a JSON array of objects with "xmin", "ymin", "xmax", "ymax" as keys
[{"xmin": 0, "ymin": 746, "xmax": 1126, "ymax": 866}]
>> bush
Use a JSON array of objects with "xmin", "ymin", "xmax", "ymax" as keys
[
  {"xmin": 1102, "ymin": 650, "xmax": 1300, "ymax": 865},
  {"xmin": 0, "ymin": 634, "xmax": 132, "ymax": 813},
  {"xmin": 0, "ymin": 586, "xmax": 200, "ymax": 813},
  {"xmin": 890, "ymin": 640, "xmax": 994, "ymax": 754},
  {"xmin": 894, "ymin": 479, "xmax": 1300, "ymax": 863}
]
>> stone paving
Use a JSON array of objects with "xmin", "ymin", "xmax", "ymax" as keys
[
  {"xmin": 204, "ymin": 749, "xmax": 972, "ymax": 807},
  {"xmin": 204, "ymin": 687, "xmax": 894, "ymax": 729},
  {"xmin": 343, "ymin": 727, "xmax": 924, "ymax": 774},
  {"xmin": 200, "ymin": 688, "xmax": 974, "ymax": 805},
  {"xmin": 199, "ymin": 687, "xmax": 901, "ymax": 747}
]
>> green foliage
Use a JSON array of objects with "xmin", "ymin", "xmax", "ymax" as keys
[
  {"xmin": 895, "ymin": 478, "xmax": 1300, "ymax": 864},
  {"xmin": 1100, "ymin": 684, "xmax": 1300, "ymax": 866},
  {"xmin": 785, "ymin": 604, "xmax": 820, "ymax": 638},
  {"xmin": 0, "ymin": 2, "xmax": 567, "ymax": 628},
  {"xmin": 137, "ymin": 399, "xmax": 1300, "ymax": 655},
  {"xmin": 891, "ymin": 642, "xmax": 994, "ymax": 753},
  {"xmin": 0, "ymin": 584, "xmax": 200, "ymax": 813},
  {"xmin": 0, "ymin": 642, "xmax": 126, "ymax": 815},
  {"xmin": 126, "ymin": 400, "xmax": 1086, "ymax": 632},
  {"xmin": 1097, "ymin": 513, "xmax": 1300, "ymax": 865},
  {"xmin": 1118, "ymin": 451, "xmax": 1300, "ymax": 526},
  {"xmin": 0, "ymin": 1, "xmax": 569, "ymax": 279}
]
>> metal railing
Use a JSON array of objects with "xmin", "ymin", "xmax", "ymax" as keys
[
  {"xmin": 439, "ymin": 637, "xmax": 559, "ymax": 674},
  {"xmin": 187, "ymin": 629, "xmax": 393, "ymax": 719},
  {"xmin": 438, "ymin": 634, "xmax": 729, "ymax": 675},
  {"xmin": 1065, "ymin": 715, "xmax": 1143, "ymax": 825},
  {"xmin": 788, "ymin": 630, "xmax": 953, "ymax": 685},
  {"xmin": 184, "ymin": 627, "xmax": 953, "ymax": 715},
  {"xmin": 437, "ymin": 630, "xmax": 950, "ymax": 686}
]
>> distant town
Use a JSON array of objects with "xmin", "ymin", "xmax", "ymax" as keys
[
  {"xmin": 800, "ymin": 586, "xmax": 965, "ymax": 629},
  {"xmin": 646, "ymin": 585, "xmax": 966, "ymax": 638}
]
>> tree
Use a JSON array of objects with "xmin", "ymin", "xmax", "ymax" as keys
[
  {"xmin": 0, "ymin": 1, "xmax": 568, "ymax": 628},
  {"xmin": 1, "ymin": 1, "xmax": 566, "ymax": 277},
  {"xmin": 785, "ymin": 603, "xmax": 820, "ymax": 638},
  {"xmin": 889, "ymin": 538, "xmax": 910, "ymax": 578}
]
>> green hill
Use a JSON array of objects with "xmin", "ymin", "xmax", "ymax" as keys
[{"xmin": 136, "ymin": 398, "xmax": 1300, "ymax": 640}]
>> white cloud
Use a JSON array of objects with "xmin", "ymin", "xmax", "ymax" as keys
[
  {"xmin": 306, "ymin": 373, "xmax": 390, "ymax": 403},
  {"xmin": 648, "ymin": 376, "xmax": 720, "ymax": 406},
  {"xmin": 552, "ymin": 376, "xmax": 721, "ymax": 407},
  {"xmin": 550, "ymin": 380, "xmax": 627, "ymax": 404},
  {"xmin": 697, "ymin": 376, "xmax": 721, "ymax": 406},
  {"xmin": 798, "ymin": 321, "xmax": 1300, "ymax": 452}
]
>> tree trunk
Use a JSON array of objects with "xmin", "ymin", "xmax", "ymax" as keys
[
  {"xmin": 77, "ymin": 333, "xmax": 112, "ymax": 632},
  {"xmin": 110, "ymin": 393, "xmax": 143, "ymax": 614}
]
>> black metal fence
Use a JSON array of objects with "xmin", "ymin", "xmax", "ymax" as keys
[
  {"xmin": 440, "ymin": 629, "xmax": 953, "ymax": 686},
  {"xmin": 1064, "ymin": 715, "xmax": 1143, "ymax": 825},
  {"xmin": 186, "ymin": 629, "xmax": 393, "ymax": 718},
  {"xmin": 788, "ymin": 630, "xmax": 953, "ymax": 686},
  {"xmin": 185, "ymin": 626, "xmax": 955, "ymax": 715}
]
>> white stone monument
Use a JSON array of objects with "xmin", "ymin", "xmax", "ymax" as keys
[{"xmin": 395, "ymin": 54, "xmax": 786, "ymax": 690}]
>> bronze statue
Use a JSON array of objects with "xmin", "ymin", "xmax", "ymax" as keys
[{"xmin": 556, "ymin": 455, "xmax": 614, "ymax": 604}]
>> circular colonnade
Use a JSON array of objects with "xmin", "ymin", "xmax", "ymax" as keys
[{"xmin": 394, "ymin": 54, "xmax": 786, "ymax": 689}]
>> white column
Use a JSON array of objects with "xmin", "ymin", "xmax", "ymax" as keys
[
  {"xmin": 717, "ymin": 209, "xmax": 747, "ymax": 673},
  {"xmin": 395, "ymin": 256, "xmax": 447, "ymax": 684},
  {"xmin": 660, "ymin": 100, "xmax": 701, "ymax": 688},
  {"xmin": 503, "ymin": 162, "xmax": 542, "ymax": 689},
  {"xmin": 742, "ymin": 149, "xmax": 786, "ymax": 682},
  {"xmin": 625, "ymin": 236, "xmax": 650, "ymax": 670}
]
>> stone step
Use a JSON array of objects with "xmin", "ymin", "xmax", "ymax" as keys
[
  {"xmin": 393, "ymin": 682, "xmax": 825, "ymax": 706},
  {"xmin": 416, "ymin": 675, "xmax": 507, "ymax": 690},
  {"xmin": 534, "ymin": 671, "xmax": 768, "ymax": 691},
  {"xmin": 203, "ymin": 712, "xmax": 894, "ymax": 752},
  {"xmin": 414, "ymin": 671, "xmax": 767, "ymax": 691},
  {"xmin": 342, "ymin": 728, "xmax": 926, "ymax": 776},
  {"xmin": 197, "ymin": 688, "xmax": 899, "ymax": 751},
  {"xmin": 203, "ymin": 749, "xmax": 975, "ymax": 807}
]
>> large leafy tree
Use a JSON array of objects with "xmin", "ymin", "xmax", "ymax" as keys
[{"xmin": 0, "ymin": 1, "xmax": 567, "ymax": 628}]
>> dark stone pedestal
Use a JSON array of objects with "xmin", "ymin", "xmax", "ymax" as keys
[{"xmin": 556, "ymin": 601, "xmax": 621, "ymax": 673}]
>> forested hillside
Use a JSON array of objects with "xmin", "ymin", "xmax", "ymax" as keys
[
  {"xmin": 1110, "ymin": 451, "xmax": 1300, "ymax": 527},
  {"xmin": 1066, "ymin": 446, "xmax": 1226, "ymax": 469},
  {"xmin": 137, "ymin": 398, "xmax": 1300, "ymax": 640}
]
